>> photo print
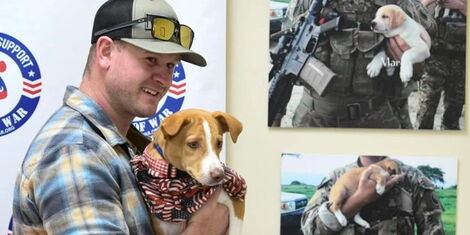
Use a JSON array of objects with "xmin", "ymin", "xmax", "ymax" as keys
[
  {"xmin": 280, "ymin": 153, "xmax": 457, "ymax": 234},
  {"xmin": 268, "ymin": 0, "xmax": 466, "ymax": 129}
]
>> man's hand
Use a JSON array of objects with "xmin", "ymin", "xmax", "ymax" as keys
[
  {"xmin": 341, "ymin": 167, "xmax": 404, "ymax": 217},
  {"xmin": 386, "ymin": 36, "xmax": 411, "ymax": 61},
  {"xmin": 182, "ymin": 188, "xmax": 229, "ymax": 235}
]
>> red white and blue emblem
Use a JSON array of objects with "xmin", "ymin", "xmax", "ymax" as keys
[
  {"xmin": 0, "ymin": 33, "xmax": 41, "ymax": 137},
  {"xmin": 132, "ymin": 63, "xmax": 186, "ymax": 136}
]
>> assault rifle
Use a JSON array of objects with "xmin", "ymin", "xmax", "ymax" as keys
[{"xmin": 268, "ymin": 0, "xmax": 341, "ymax": 126}]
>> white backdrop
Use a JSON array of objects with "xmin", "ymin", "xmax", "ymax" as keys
[{"xmin": 0, "ymin": 0, "xmax": 226, "ymax": 233}]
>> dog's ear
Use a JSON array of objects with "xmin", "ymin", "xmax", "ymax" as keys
[
  {"xmin": 212, "ymin": 111, "xmax": 243, "ymax": 143},
  {"xmin": 390, "ymin": 6, "xmax": 406, "ymax": 29},
  {"xmin": 159, "ymin": 114, "xmax": 187, "ymax": 138}
]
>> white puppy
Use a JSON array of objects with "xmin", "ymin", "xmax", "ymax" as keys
[{"xmin": 367, "ymin": 4, "xmax": 431, "ymax": 83}]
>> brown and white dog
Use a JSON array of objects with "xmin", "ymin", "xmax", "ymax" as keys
[
  {"xmin": 328, "ymin": 158, "xmax": 401, "ymax": 228},
  {"xmin": 137, "ymin": 109, "xmax": 245, "ymax": 235},
  {"xmin": 367, "ymin": 4, "xmax": 431, "ymax": 83}
]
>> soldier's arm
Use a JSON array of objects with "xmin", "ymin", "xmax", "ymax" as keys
[
  {"xmin": 300, "ymin": 177, "xmax": 344, "ymax": 235},
  {"xmin": 412, "ymin": 173, "xmax": 445, "ymax": 234},
  {"xmin": 398, "ymin": 0, "xmax": 438, "ymax": 36}
]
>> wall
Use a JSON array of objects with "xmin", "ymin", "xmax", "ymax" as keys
[{"xmin": 226, "ymin": 0, "xmax": 469, "ymax": 234}]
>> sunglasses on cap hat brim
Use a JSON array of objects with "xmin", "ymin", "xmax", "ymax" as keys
[{"xmin": 93, "ymin": 14, "xmax": 194, "ymax": 49}]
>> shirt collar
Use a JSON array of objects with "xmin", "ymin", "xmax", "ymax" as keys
[{"xmin": 63, "ymin": 86, "xmax": 149, "ymax": 147}]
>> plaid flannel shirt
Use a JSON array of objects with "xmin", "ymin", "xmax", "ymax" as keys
[{"xmin": 13, "ymin": 86, "xmax": 155, "ymax": 234}]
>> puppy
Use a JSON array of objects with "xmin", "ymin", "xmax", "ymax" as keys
[
  {"xmin": 131, "ymin": 109, "xmax": 246, "ymax": 235},
  {"xmin": 367, "ymin": 4, "xmax": 431, "ymax": 83},
  {"xmin": 328, "ymin": 158, "xmax": 400, "ymax": 228}
]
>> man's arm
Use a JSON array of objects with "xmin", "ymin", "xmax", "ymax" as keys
[
  {"xmin": 182, "ymin": 188, "xmax": 229, "ymax": 235},
  {"xmin": 23, "ymin": 145, "xmax": 138, "ymax": 234},
  {"xmin": 411, "ymin": 172, "xmax": 445, "ymax": 234},
  {"xmin": 341, "ymin": 167, "xmax": 404, "ymax": 217}
]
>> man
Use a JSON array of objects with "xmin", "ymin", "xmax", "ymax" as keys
[
  {"xmin": 280, "ymin": 0, "xmax": 436, "ymax": 128},
  {"xmin": 12, "ymin": 0, "xmax": 228, "ymax": 234},
  {"xmin": 301, "ymin": 155, "xmax": 444, "ymax": 234},
  {"xmin": 416, "ymin": 0, "xmax": 466, "ymax": 130}
]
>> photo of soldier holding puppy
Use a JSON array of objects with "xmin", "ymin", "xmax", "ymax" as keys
[
  {"xmin": 300, "ymin": 155, "xmax": 445, "ymax": 234},
  {"xmin": 281, "ymin": 154, "xmax": 456, "ymax": 234},
  {"xmin": 268, "ymin": 0, "xmax": 464, "ymax": 129},
  {"xmin": 416, "ymin": 0, "xmax": 466, "ymax": 130}
]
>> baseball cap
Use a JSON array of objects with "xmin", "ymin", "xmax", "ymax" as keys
[{"xmin": 91, "ymin": 0, "xmax": 207, "ymax": 67}]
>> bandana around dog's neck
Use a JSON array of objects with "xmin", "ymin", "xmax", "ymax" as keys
[{"xmin": 130, "ymin": 144, "xmax": 247, "ymax": 223}]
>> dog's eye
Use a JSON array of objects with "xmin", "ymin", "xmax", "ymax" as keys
[
  {"xmin": 216, "ymin": 140, "xmax": 223, "ymax": 148},
  {"xmin": 187, "ymin": 141, "xmax": 200, "ymax": 149},
  {"xmin": 382, "ymin": 15, "xmax": 389, "ymax": 19}
]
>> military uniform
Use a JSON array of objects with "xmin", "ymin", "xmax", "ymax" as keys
[
  {"xmin": 300, "ymin": 158, "xmax": 444, "ymax": 235},
  {"xmin": 416, "ymin": 3, "xmax": 466, "ymax": 130},
  {"xmin": 289, "ymin": 0, "xmax": 436, "ymax": 128}
]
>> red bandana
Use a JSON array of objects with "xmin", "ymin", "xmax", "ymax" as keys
[{"xmin": 130, "ymin": 145, "xmax": 247, "ymax": 222}]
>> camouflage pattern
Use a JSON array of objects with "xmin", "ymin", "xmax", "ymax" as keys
[
  {"xmin": 416, "ymin": 54, "xmax": 465, "ymax": 129},
  {"xmin": 300, "ymin": 158, "xmax": 444, "ymax": 235},
  {"xmin": 416, "ymin": 6, "xmax": 466, "ymax": 130},
  {"xmin": 282, "ymin": 0, "xmax": 313, "ymax": 30},
  {"xmin": 287, "ymin": 0, "xmax": 436, "ymax": 128}
]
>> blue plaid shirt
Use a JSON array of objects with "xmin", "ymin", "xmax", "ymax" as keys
[{"xmin": 13, "ymin": 86, "xmax": 155, "ymax": 234}]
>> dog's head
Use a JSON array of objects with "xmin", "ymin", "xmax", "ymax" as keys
[
  {"xmin": 376, "ymin": 158, "xmax": 401, "ymax": 175},
  {"xmin": 371, "ymin": 5, "xmax": 407, "ymax": 34},
  {"xmin": 151, "ymin": 109, "xmax": 243, "ymax": 186}
]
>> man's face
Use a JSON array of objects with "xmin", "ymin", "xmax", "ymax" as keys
[{"xmin": 104, "ymin": 42, "xmax": 181, "ymax": 119}]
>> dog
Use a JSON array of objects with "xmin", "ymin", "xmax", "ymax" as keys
[
  {"xmin": 131, "ymin": 109, "xmax": 246, "ymax": 235},
  {"xmin": 328, "ymin": 158, "xmax": 401, "ymax": 228},
  {"xmin": 367, "ymin": 4, "xmax": 431, "ymax": 83}
]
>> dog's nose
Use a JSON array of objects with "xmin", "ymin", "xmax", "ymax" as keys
[
  {"xmin": 210, "ymin": 167, "xmax": 224, "ymax": 182},
  {"xmin": 370, "ymin": 21, "xmax": 376, "ymax": 29}
]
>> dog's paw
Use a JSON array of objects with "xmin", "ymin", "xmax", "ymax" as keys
[
  {"xmin": 334, "ymin": 210, "xmax": 348, "ymax": 227},
  {"xmin": 376, "ymin": 184, "xmax": 385, "ymax": 195},
  {"xmin": 399, "ymin": 62, "xmax": 413, "ymax": 83},
  {"xmin": 354, "ymin": 214, "xmax": 370, "ymax": 228},
  {"xmin": 366, "ymin": 59, "xmax": 383, "ymax": 78}
]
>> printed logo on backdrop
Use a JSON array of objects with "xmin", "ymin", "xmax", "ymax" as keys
[
  {"xmin": 132, "ymin": 63, "xmax": 186, "ymax": 136},
  {"xmin": 0, "ymin": 32, "xmax": 41, "ymax": 137}
]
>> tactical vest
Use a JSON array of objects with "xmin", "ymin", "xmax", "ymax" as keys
[{"xmin": 313, "ymin": 0, "xmax": 387, "ymax": 97}]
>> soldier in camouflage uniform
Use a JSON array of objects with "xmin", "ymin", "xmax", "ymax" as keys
[
  {"xmin": 416, "ymin": 0, "xmax": 466, "ymax": 130},
  {"xmin": 286, "ymin": 0, "xmax": 436, "ymax": 128},
  {"xmin": 301, "ymin": 156, "xmax": 444, "ymax": 234}
]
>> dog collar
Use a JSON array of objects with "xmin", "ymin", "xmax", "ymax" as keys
[
  {"xmin": 131, "ymin": 144, "xmax": 188, "ymax": 179},
  {"xmin": 154, "ymin": 143, "xmax": 164, "ymax": 158}
]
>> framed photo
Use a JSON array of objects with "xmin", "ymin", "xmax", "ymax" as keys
[
  {"xmin": 281, "ymin": 153, "xmax": 457, "ymax": 234},
  {"xmin": 269, "ymin": 0, "xmax": 466, "ymax": 130}
]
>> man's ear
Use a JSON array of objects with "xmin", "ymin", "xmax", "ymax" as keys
[
  {"xmin": 95, "ymin": 36, "xmax": 115, "ymax": 69},
  {"xmin": 212, "ymin": 111, "xmax": 243, "ymax": 143}
]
